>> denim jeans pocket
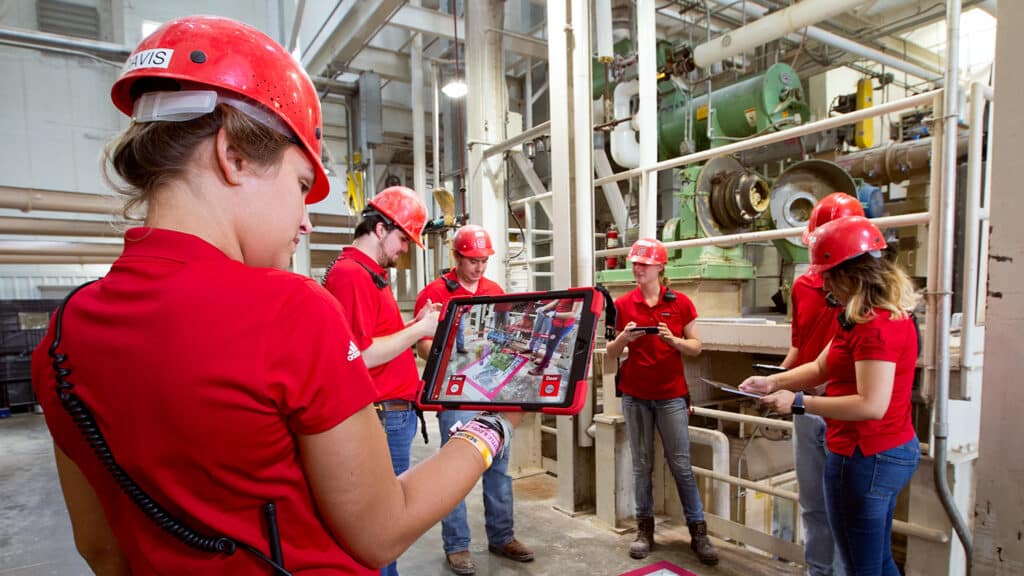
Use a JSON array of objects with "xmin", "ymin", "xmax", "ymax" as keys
[
  {"xmin": 385, "ymin": 410, "xmax": 413, "ymax": 434},
  {"xmin": 869, "ymin": 442, "xmax": 920, "ymax": 497}
]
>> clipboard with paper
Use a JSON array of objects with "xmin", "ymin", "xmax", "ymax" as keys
[{"xmin": 699, "ymin": 377, "xmax": 765, "ymax": 399}]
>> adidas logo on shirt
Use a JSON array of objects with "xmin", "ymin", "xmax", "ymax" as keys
[{"xmin": 347, "ymin": 341, "xmax": 361, "ymax": 362}]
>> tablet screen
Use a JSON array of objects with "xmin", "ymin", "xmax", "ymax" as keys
[{"xmin": 419, "ymin": 288, "xmax": 599, "ymax": 412}]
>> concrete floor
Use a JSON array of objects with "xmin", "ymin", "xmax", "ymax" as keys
[{"xmin": 1, "ymin": 413, "xmax": 802, "ymax": 576}]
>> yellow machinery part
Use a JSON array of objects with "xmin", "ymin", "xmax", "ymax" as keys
[
  {"xmin": 347, "ymin": 152, "xmax": 365, "ymax": 213},
  {"xmin": 431, "ymin": 187, "xmax": 456, "ymax": 225},
  {"xmin": 855, "ymin": 77, "xmax": 874, "ymax": 148}
]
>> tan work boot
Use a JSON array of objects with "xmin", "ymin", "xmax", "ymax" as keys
[
  {"xmin": 629, "ymin": 516, "xmax": 655, "ymax": 559},
  {"xmin": 488, "ymin": 538, "xmax": 534, "ymax": 562},
  {"xmin": 688, "ymin": 520, "xmax": 719, "ymax": 566},
  {"xmin": 445, "ymin": 550, "xmax": 476, "ymax": 575}
]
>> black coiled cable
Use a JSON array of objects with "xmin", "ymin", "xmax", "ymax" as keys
[{"xmin": 48, "ymin": 280, "xmax": 291, "ymax": 576}]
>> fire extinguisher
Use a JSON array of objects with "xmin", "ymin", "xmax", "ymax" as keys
[{"xmin": 606, "ymin": 224, "xmax": 619, "ymax": 270}]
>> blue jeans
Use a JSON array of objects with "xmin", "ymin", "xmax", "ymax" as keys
[
  {"xmin": 824, "ymin": 438, "xmax": 920, "ymax": 576},
  {"xmin": 380, "ymin": 409, "xmax": 419, "ymax": 576},
  {"xmin": 622, "ymin": 395, "xmax": 705, "ymax": 524},
  {"xmin": 456, "ymin": 316, "xmax": 466, "ymax": 352},
  {"xmin": 528, "ymin": 315, "xmax": 552, "ymax": 353},
  {"xmin": 437, "ymin": 410, "xmax": 515, "ymax": 554},
  {"xmin": 536, "ymin": 324, "xmax": 574, "ymax": 369},
  {"xmin": 795, "ymin": 413, "xmax": 844, "ymax": 576}
]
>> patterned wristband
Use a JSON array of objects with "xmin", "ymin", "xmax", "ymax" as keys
[
  {"xmin": 458, "ymin": 420, "xmax": 502, "ymax": 455},
  {"xmin": 450, "ymin": 430, "xmax": 494, "ymax": 467}
]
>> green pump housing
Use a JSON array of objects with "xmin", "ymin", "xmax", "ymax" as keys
[{"xmin": 658, "ymin": 63, "xmax": 811, "ymax": 157}]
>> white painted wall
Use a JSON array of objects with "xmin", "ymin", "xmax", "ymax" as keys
[{"xmin": 0, "ymin": 264, "xmax": 111, "ymax": 299}]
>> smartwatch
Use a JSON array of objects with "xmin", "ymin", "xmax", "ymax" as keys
[{"xmin": 792, "ymin": 391, "xmax": 806, "ymax": 415}]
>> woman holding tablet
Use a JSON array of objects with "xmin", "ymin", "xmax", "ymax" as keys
[{"xmin": 605, "ymin": 238, "xmax": 718, "ymax": 566}]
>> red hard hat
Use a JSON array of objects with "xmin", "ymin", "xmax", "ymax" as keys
[
  {"xmin": 111, "ymin": 16, "xmax": 329, "ymax": 204},
  {"xmin": 368, "ymin": 186, "xmax": 428, "ymax": 248},
  {"xmin": 452, "ymin": 225, "xmax": 494, "ymax": 258},
  {"xmin": 802, "ymin": 192, "xmax": 865, "ymax": 244},
  {"xmin": 628, "ymin": 238, "xmax": 668, "ymax": 266},
  {"xmin": 807, "ymin": 216, "xmax": 887, "ymax": 274}
]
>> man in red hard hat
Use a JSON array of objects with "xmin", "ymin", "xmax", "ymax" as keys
[
  {"xmin": 323, "ymin": 185, "xmax": 440, "ymax": 576},
  {"xmin": 414, "ymin": 225, "xmax": 534, "ymax": 575}
]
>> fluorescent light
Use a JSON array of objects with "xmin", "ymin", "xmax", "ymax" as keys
[{"xmin": 442, "ymin": 80, "xmax": 468, "ymax": 98}]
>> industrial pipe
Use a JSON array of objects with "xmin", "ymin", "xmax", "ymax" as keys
[
  {"xmin": 692, "ymin": 406, "xmax": 794, "ymax": 431},
  {"xmin": 836, "ymin": 133, "xmax": 970, "ymax": 186},
  {"xmin": 0, "ymin": 24, "xmax": 130, "ymax": 59},
  {"xmin": 595, "ymin": 0, "xmax": 613, "ymax": 63},
  {"xmin": 693, "ymin": 0, "xmax": 870, "ymax": 68},
  {"xmin": 610, "ymin": 80, "xmax": 640, "ymax": 168},
  {"xmin": 0, "ymin": 216, "xmax": 125, "ymax": 237},
  {"xmin": 689, "ymin": 427, "xmax": 731, "ymax": 519},
  {"xmin": 411, "ymin": 0, "xmax": 427, "ymax": 294},
  {"xmin": 637, "ymin": 0, "xmax": 658, "ymax": 238},
  {"xmin": 933, "ymin": 0, "xmax": 974, "ymax": 565},
  {"xmin": 703, "ymin": 0, "xmax": 940, "ymax": 81},
  {"xmin": 595, "ymin": 90, "xmax": 941, "ymax": 188},
  {"xmin": 961, "ymin": 82, "xmax": 994, "ymax": 375},
  {"xmin": 0, "ymin": 186, "xmax": 123, "ymax": 215}
]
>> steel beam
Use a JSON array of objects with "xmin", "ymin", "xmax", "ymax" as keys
[{"xmin": 303, "ymin": 0, "xmax": 405, "ymax": 76}]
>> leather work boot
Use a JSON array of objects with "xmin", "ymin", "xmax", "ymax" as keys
[
  {"xmin": 488, "ymin": 538, "xmax": 535, "ymax": 562},
  {"xmin": 445, "ymin": 550, "xmax": 476, "ymax": 575},
  {"xmin": 688, "ymin": 520, "xmax": 719, "ymax": 566},
  {"xmin": 629, "ymin": 516, "xmax": 655, "ymax": 559}
]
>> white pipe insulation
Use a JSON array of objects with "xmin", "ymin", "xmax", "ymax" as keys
[
  {"xmin": 693, "ymin": 0, "xmax": 870, "ymax": 68},
  {"xmin": 689, "ymin": 427, "xmax": 731, "ymax": 519},
  {"xmin": 704, "ymin": 0, "xmax": 940, "ymax": 81},
  {"xmin": 595, "ymin": 0, "xmax": 613, "ymax": 63},
  {"xmin": 610, "ymin": 80, "xmax": 640, "ymax": 168}
]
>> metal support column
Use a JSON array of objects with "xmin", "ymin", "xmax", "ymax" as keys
[{"xmin": 465, "ymin": 0, "xmax": 507, "ymax": 283}]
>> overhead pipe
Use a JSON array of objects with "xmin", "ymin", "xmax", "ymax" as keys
[
  {"xmin": 703, "ymin": 0, "xmax": 940, "ymax": 81},
  {"xmin": 693, "ymin": 0, "xmax": 870, "ymax": 68},
  {"xmin": 0, "ymin": 186, "xmax": 123, "ymax": 215},
  {"xmin": 0, "ymin": 24, "xmax": 130, "ymax": 59},
  {"xmin": 0, "ymin": 241, "xmax": 122, "ymax": 258},
  {"xmin": 933, "ymin": 0, "xmax": 973, "ymax": 565},
  {"xmin": 0, "ymin": 216, "xmax": 124, "ymax": 237}
]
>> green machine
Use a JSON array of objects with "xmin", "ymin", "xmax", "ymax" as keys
[
  {"xmin": 597, "ymin": 62, "xmax": 813, "ymax": 283},
  {"xmin": 599, "ymin": 155, "xmax": 771, "ymax": 282},
  {"xmin": 658, "ymin": 63, "xmax": 811, "ymax": 158}
]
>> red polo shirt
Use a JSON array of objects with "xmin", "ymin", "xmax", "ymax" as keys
[
  {"xmin": 551, "ymin": 299, "xmax": 577, "ymax": 329},
  {"xmin": 414, "ymin": 270, "xmax": 504, "ymax": 341},
  {"xmin": 824, "ymin": 309, "xmax": 918, "ymax": 457},
  {"xmin": 791, "ymin": 272, "xmax": 840, "ymax": 366},
  {"xmin": 31, "ymin": 228, "xmax": 376, "ymax": 574},
  {"xmin": 324, "ymin": 246, "xmax": 420, "ymax": 401},
  {"xmin": 614, "ymin": 286, "xmax": 698, "ymax": 400}
]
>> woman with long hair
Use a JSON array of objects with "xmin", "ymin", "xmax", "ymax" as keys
[
  {"xmin": 741, "ymin": 216, "xmax": 921, "ymax": 575},
  {"xmin": 31, "ymin": 16, "xmax": 512, "ymax": 575}
]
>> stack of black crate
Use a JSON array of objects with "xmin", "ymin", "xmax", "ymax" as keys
[{"xmin": 1, "ymin": 300, "xmax": 61, "ymax": 413}]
